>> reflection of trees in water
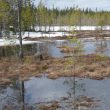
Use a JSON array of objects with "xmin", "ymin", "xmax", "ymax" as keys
[
  {"xmin": 0, "ymin": 85, "xmax": 20, "ymax": 109},
  {"xmin": 36, "ymin": 42, "xmax": 49, "ymax": 54},
  {"xmin": 63, "ymin": 78, "xmax": 98, "ymax": 110},
  {"xmin": 95, "ymin": 38, "xmax": 108, "ymax": 54},
  {"xmin": 54, "ymin": 40, "xmax": 68, "ymax": 47},
  {"xmin": 20, "ymin": 81, "xmax": 25, "ymax": 110},
  {"xmin": 63, "ymin": 78, "xmax": 85, "ymax": 99},
  {"xmin": 63, "ymin": 78, "xmax": 86, "ymax": 110},
  {"xmin": 0, "ymin": 42, "xmax": 49, "ymax": 57},
  {"xmin": 0, "ymin": 80, "xmax": 25, "ymax": 110}
]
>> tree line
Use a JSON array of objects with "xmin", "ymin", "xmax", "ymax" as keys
[{"xmin": 0, "ymin": 0, "xmax": 110, "ymax": 37}]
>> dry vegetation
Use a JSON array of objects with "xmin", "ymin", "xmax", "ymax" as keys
[
  {"xmin": 58, "ymin": 46, "xmax": 80, "ymax": 53},
  {"xmin": 37, "ymin": 95, "xmax": 99, "ymax": 110},
  {"xmin": 38, "ymin": 101, "xmax": 59, "ymax": 110},
  {"xmin": 0, "ymin": 55, "xmax": 51, "ymax": 85},
  {"xmin": 47, "ymin": 54, "xmax": 110, "ymax": 80},
  {"xmin": 73, "ymin": 96, "xmax": 100, "ymax": 110},
  {"xmin": 0, "ymin": 52, "xmax": 110, "ymax": 86}
]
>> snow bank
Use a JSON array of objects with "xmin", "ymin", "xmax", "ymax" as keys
[{"xmin": 0, "ymin": 39, "xmax": 42, "ymax": 47}]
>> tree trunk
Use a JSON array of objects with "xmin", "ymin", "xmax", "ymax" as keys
[{"xmin": 18, "ymin": 0, "xmax": 23, "ymax": 59}]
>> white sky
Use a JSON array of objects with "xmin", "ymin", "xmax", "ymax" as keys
[{"xmin": 34, "ymin": 0, "xmax": 110, "ymax": 11}]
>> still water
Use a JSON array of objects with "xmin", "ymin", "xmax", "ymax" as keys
[
  {"xmin": 0, "ymin": 76, "xmax": 110, "ymax": 110},
  {"xmin": 0, "ymin": 39, "xmax": 110, "ymax": 110},
  {"xmin": 0, "ymin": 39, "xmax": 110, "ymax": 57}
]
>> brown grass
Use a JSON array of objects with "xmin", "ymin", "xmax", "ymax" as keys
[
  {"xmin": 0, "ymin": 54, "xmax": 110, "ymax": 86},
  {"xmin": 38, "ymin": 101, "xmax": 59, "ymax": 110}
]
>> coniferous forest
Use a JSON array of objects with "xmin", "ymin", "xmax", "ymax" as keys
[{"xmin": 1, "ymin": 0, "xmax": 110, "ymax": 34}]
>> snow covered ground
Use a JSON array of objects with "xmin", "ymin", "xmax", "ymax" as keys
[
  {"xmin": 21, "ymin": 32, "xmax": 71, "ymax": 39},
  {"xmin": 1, "ymin": 26, "xmax": 110, "ymax": 39},
  {"xmin": 21, "ymin": 26, "xmax": 110, "ymax": 39},
  {"xmin": 34, "ymin": 26, "xmax": 110, "ymax": 31},
  {"xmin": 0, "ymin": 39, "xmax": 42, "ymax": 47},
  {"xmin": 1, "ymin": 26, "xmax": 110, "ymax": 46}
]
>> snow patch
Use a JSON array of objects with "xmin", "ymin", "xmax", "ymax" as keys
[
  {"xmin": 21, "ymin": 32, "xmax": 71, "ymax": 39},
  {"xmin": 0, "ymin": 39, "xmax": 42, "ymax": 47},
  {"xmin": 21, "ymin": 26, "xmax": 110, "ymax": 39},
  {"xmin": 34, "ymin": 26, "xmax": 110, "ymax": 31}
]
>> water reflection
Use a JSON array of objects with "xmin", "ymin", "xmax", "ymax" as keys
[
  {"xmin": 48, "ymin": 39, "xmax": 110, "ymax": 58},
  {"xmin": 95, "ymin": 39, "xmax": 107, "ymax": 54},
  {"xmin": 1, "ymin": 39, "xmax": 110, "ymax": 110},
  {"xmin": 0, "ymin": 42, "xmax": 48, "ymax": 57},
  {"xmin": 1, "ymin": 76, "xmax": 110, "ymax": 110},
  {"xmin": 0, "ymin": 81, "xmax": 21, "ymax": 110},
  {"xmin": 1, "ymin": 39, "xmax": 110, "ymax": 58},
  {"xmin": 0, "ymin": 77, "xmax": 84, "ymax": 110}
]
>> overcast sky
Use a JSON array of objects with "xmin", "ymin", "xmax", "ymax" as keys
[{"xmin": 34, "ymin": 0, "xmax": 110, "ymax": 11}]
